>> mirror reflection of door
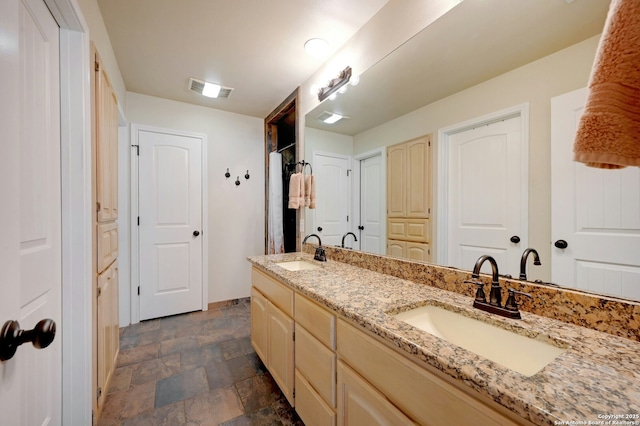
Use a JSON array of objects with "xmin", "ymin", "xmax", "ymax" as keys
[
  {"xmin": 444, "ymin": 110, "xmax": 527, "ymax": 277},
  {"xmin": 551, "ymin": 88, "xmax": 640, "ymax": 299},
  {"xmin": 313, "ymin": 152, "xmax": 351, "ymax": 247},
  {"xmin": 359, "ymin": 153, "xmax": 384, "ymax": 254}
]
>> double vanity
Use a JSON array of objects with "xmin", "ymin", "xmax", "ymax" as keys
[{"xmin": 248, "ymin": 249, "xmax": 640, "ymax": 425}]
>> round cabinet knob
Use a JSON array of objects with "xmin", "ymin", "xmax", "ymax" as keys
[
  {"xmin": 193, "ymin": 230, "xmax": 200, "ymax": 237},
  {"xmin": 317, "ymin": 227, "xmax": 323, "ymax": 232},
  {"xmin": 510, "ymin": 235, "xmax": 521, "ymax": 243},
  {"xmin": 0, "ymin": 319, "xmax": 56, "ymax": 361},
  {"xmin": 554, "ymin": 239, "xmax": 568, "ymax": 249}
]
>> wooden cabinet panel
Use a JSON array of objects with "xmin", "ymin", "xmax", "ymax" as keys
[
  {"xmin": 250, "ymin": 287, "xmax": 268, "ymax": 364},
  {"xmin": 295, "ymin": 324, "xmax": 336, "ymax": 407},
  {"xmin": 387, "ymin": 219, "xmax": 429, "ymax": 242},
  {"xmin": 96, "ymin": 61, "xmax": 118, "ymax": 223},
  {"xmin": 294, "ymin": 293, "xmax": 336, "ymax": 350},
  {"xmin": 296, "ymin": 370, "xmax": 336, "ymax": 426},
  {"xmin": 97, "ymin": 221, "xmax": 118, "ymax": 274},
  {"xmin": 406, "ymin": 137, "xmax": 430, "ymax": 218},
  {"xmin": 268, "ymin": 302, "xmax": 295, "ymax": 405},
  {"xmin": 386, "ymin": 240, "xmax": 406, "ymax": 258},
  {"xmin": 406, "ymin": 242, "xmax": 430, "ymax": 262},
  {"xmin": 386, "ymin": 145, "xmax": 406, "ymax": 218},
  {"xmin": 337, "ymin": 361, "xmax": 415, "ymax": 426},
  {"xmin": 252, "ymin": 268, "xmax": 293, "ymax": 316},
  {"xmin": 337, "ymin": 320, "xmax": 524, "ymax": 426},
  {"xmin": 97, "ymin": 260, "xmax": 119, "ymax": 409}
]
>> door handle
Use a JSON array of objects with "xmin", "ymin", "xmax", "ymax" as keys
[
  {"xmin": 193, "ymin": 230, "xmax": 200, "ymax": 237},
  {"xmin": 0, "ymin": 319, "xmax": 56, "ymax": 361},
  {"xmin": 554, "ymin": 239, "xmax": 568, "ymax": 249},
  {"xmin": 358, "ymin": 225, "xmax": 364, "ymax": 230},
  {"xmin": 317, "ymin": 227, "xmax": 323, "ymax": 232},
  {"xmin": 510, "ymin": 235, "xmax": 520, "ymax": 243}
]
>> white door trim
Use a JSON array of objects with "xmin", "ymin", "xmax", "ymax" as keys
[
  {"xmin": 436, "ymin": 103, "xmax": 529, "ymax": 265},
  {"xmin": 53, "ymin": 0, "xmax": 93, "ymax": 423},
  {"xmin": 130, "ymin": 124, "xmax": 209, "ymax": 324},
  {"xmin": 353, "ymin": 147, "xmax": 386, "ymax": 252}
]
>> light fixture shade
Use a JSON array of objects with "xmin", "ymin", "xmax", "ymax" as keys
[
  {"xmin": 304, "ymin": 38, "xmax": 330, "ymax": 58},
  {"xmin": 202, "ymin": 82, "xmax": 222, "ymax": 98}
]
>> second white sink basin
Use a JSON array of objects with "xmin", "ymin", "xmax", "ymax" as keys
[
  {"xmin": 393, "ymin": 304, "xmax": 567, "ymax": 377},
  {"xmin": 276, "ymin": 260, "xmax": 322, "ymax": 271}
]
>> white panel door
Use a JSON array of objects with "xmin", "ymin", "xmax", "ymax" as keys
[
  {"xmin": 314, "ymin": 153, "xmax": 350, "ymax": 247},
  {"xmin": 0, "ymin": 0, "xmax": 61, "ymax": 424},
  {"xmin": 139, "ymin": 130, "xmax": 204, "ymax": 320},
  {"xmin": 551, "ymin": 88, "xmax": 640, "ymax": 299},
  {"xmin": 360, "ymin": 154, "xmax": 384, "ymax": 254},
  {"xmin": 448, "ymin": 116, "xmax": 525, "ymax": 277}
]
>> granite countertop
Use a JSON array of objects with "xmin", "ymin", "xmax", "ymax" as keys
[{"xmin": 248, "ymin": 252, "xmax": 640, "ymax": 426}]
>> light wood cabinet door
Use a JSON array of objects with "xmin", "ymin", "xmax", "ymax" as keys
[
  {"xmin": 406, "ymin": 241, "xmax": 430, "ymax": 262},
  {"xmin": 387, "ymin": 239, "xmax": 406, "ymax": 258},
  {"xmin": 406, "ymin": 137, "xmax": 430, "ymax": 218},
  {"xmin": 250, "ymin": 287, "xmax": 268, "ymax": 364},
  {"xmin": 97, "ymin": 221, "xmax": 118, "ymax": 274},
  {"xmin": 97, "ymin": 260, "xmax": 119, "ymax": 409},
  {"xmin": 337, "ymin": 361, "xmax": 415, "ymax": 426},
  {"xmin": 95, "ymin": 57, "xmax": 118, "ymax": 222},
  {"xmin": 296, "ymin": 370, "xmax": 336, "ymax": 426},
  {"xmin": 387, "ymin": 144, "xmax": 406, "ymax": 218},
  {"xmin": 268, "ymin": 302, "xmax": 295, "ymax": 405}
]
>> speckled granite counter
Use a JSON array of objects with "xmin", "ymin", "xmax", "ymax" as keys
[{"xmin": 248, "ymin": 252, "xmax": 640, "ymax": 426}]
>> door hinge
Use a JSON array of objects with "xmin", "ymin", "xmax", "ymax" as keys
[
  {"xmin": 138, "ymin": 286, "xmax": 140, "ymax": 296},
  {"xmin": 96, "ymin": 201, "xmax": 101, "ymax": 212},
  {"xmin": 137, "ymin": 216, "xmax": 140, "ymax": 226},
  {"xmin": 131, "ymin": 144, "xmax": 139, "ymax": 156},
  {"xmin": 97, "ymin": 287, "xmax": 102, "ymax": 297},
  {"xmin": 292, "ymin": 331, "xmax": 295, "ymax": 342},
  {"xmin": 293, "ymin": 388, "xmax": 295, "ymax": 398},
  {"xmin": 347, "ymin": 169, "xmax": 351, "ymax": 176},
  {"xmin": 92, "ymin": 410, "xmax": 96, "ymax": 426},
  {"xmin": 428, "ymin": 208, "xmax": 431, "ymax": 214},
  {"xmin": 347, "ymin": 215, "xmax": 349, "ymax": 222},
  {"xmin": 97, "ymin": 387, "xmax": 102, "ymax": 399},
  {"xmin": 94, "ymin": 61, "xmax": 99, "ymax": 72}
]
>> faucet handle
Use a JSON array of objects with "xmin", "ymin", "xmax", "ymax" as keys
[
  {"xmin": 504, "ymin": 289, "xmax": 533, "ymax": 312},
  {"xmin": 463, "ymin": 280, "xmax": 487, "ymax": 303}
]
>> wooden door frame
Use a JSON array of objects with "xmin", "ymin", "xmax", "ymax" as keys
[
  {"xmin": 436, "ymin": 103, "xmax": 529, "ymax": 265},
  {"xmin": 264, "ymin": 89, "xmax": 299, "ymax": 253},
  {"xmin": 352, "ymin": 148, "xmax": 386, "ymax": 252},
  {"xmin": 130, "ymin": 124, "xmax": 209, "ymax": 324}
]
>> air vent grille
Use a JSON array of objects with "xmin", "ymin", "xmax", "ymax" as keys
[{"xmin": 188, "ymin": 78, "xmax": 234, "ymax": 99}]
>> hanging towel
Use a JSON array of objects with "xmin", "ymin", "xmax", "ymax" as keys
[
  {"xmin": 305, "ymin": 174, "xmax": 316, "ymax": 209},
  {"xmin": 288, "ymin": 173, "xmax": 304, "ymax": 209},
  {"xmin": 573, "ymin": 0, "xmax": 640, "ymax": 169},
  {"xmin": 268, "ymin": 152, "xmax": 284, "ymax": 254}
]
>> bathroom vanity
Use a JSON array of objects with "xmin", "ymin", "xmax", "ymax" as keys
[{"xmin": 248, "ymin": 251, "xmax": 640, "ymax": 426}]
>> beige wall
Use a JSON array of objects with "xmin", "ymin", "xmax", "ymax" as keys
[
  {"xmin": 126, "ymin": 92, "xmax": 265, "ymax": 304},
  {"xmin": 351, "ymin": 35, "xmax": 600, "ymax": 281}
]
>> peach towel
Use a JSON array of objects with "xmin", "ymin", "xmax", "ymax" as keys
[
  {"xmin": 287, "ymin": 173, "xmax": 305, "ymax": 209},
  {"xmin": 305, "ymin": 174, "xmax": 316, "ymax": 209},
  {"xmin": 573, "ymin": 0, "xmax": 640, "ymax": 169}
]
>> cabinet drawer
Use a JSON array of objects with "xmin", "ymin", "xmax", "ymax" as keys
[
  {"xmin": 387, "ymin": 219, "xmax": 429, "ymax": 242},
  {"xmin": 252, "ymin": 268, "xmax": 293, "ymax": 316},
  {"xmin": 295, "ymin": 293, "xmax": 336, "ymax": 349},
  {"xmin": 337, "ymin": 320, "xmax": 525, "ymax": 426},
  {"xmin": 295, "ymin": 324, "xmax": 336, "ymax": 407},
  {"xmin": 295, "ymin": 370, "xmax": 336, "ymax": 426},
  {"xmin": 97, "ymin": 221, "xmax": 118, "ymax": 274}
]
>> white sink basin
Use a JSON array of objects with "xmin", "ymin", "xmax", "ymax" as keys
[
  {"xmin": 275, "ymin": 260, "xmax": 322, "ymax": 271},
  {"xmin": 393, "ymin": 304, "xmax": 567, "ymax": 377}
]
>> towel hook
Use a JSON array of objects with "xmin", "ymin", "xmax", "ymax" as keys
[
  {"xmin": 225, "ymin": 168, "xmax": 230, "ymax": 178},
  {"xmin": 235, "ymin": 176, "xmax": 241, "ymax": 186},
  {"xmin": 245, "ymin": 170, "xmax": 250, "ymax": 180}
]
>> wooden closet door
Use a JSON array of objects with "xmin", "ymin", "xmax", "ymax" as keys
[{"xmin": 96, "ymin": 60, "xmax": 118, "ymax": 222}]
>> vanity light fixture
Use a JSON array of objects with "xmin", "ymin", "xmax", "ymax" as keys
[{"xmin": 317, "ymin": 66, "xmax": 352, "ymax": 102}]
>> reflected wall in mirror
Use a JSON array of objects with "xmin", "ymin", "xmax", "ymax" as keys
[{"xmin": 304, "ymin": 0, "xmax": 640, "ymax": 302}]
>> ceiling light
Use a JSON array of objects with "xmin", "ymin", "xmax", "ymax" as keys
[
  {"xmin": 202, "ymin": 82, "xmax": 221, "ymax": 98},
  {"xmin": 304, "ymin": 38, "xmax": 330, "ymax": 58},
  {"xmin": 323, "ymin": 113, "xmax": 343, "ymax": 124}
]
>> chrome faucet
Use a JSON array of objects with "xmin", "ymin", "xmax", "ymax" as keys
[
  {"xmin": 464, "ymin": 255, "xmax": 533, "ymax": 319},
  {"xmin": 302, "ymin": 233, "xmax": 326, "ymax": 262},
  {"xmin": 519, "ymin": 248, "xmax": 541, "ymax": 280},
  {"xmin": 341, "ymin": 232, "xmax": 358, "ymax": 248}
]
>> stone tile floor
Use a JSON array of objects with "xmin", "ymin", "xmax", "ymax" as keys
[{"xmin": 98, "ymin": 299, "xmax": 304, "ymax": 425}]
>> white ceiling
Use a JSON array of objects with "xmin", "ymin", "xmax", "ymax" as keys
[{"xmin": 97, "ymin": 0, "xmax": 388, "ymax": 118}]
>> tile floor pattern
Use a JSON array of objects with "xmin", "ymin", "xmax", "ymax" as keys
[{"xmin": 98, "ymin": 300, "xmax": 304, "ymax": 425}]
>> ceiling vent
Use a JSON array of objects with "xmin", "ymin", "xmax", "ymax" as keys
[
  {"xmin": 188, "ymin": 78, "xmax": 234, "ymax": 99},
  {"xmin": 316, "ymin": 111, "xmax": 348, "ymax": 124}
]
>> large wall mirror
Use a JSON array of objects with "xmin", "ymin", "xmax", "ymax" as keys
[{"xmin": 303, "ymin": 0, "xmax": 640, "ymax": 302}]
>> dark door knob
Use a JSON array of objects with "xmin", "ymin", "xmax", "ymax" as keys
[
  {"xmin": 1, "ymin": 319, "xmax": 56, "ymax": 361},
  {"xmin": 358, "ymin": 226, "xmax": 364, "ymax": 230},
  {"xmin": 317, "ymin": 227, "xmax": 323, "ymax": 232},
  {"xmin": 554, "ymin": 239, "xmax": 568, "ymax": 249},
  {"xmin": 193, "ymin": 230, "xmax": 200, "ymax": 237},
  {"xmin": 510, "ymin": 235, "xmax": 521, "ymax": 243}
]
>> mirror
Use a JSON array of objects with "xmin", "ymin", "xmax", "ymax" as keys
[{"xmin": 303, "ymin": 0, "xmax": 636, "ymax": 299}]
